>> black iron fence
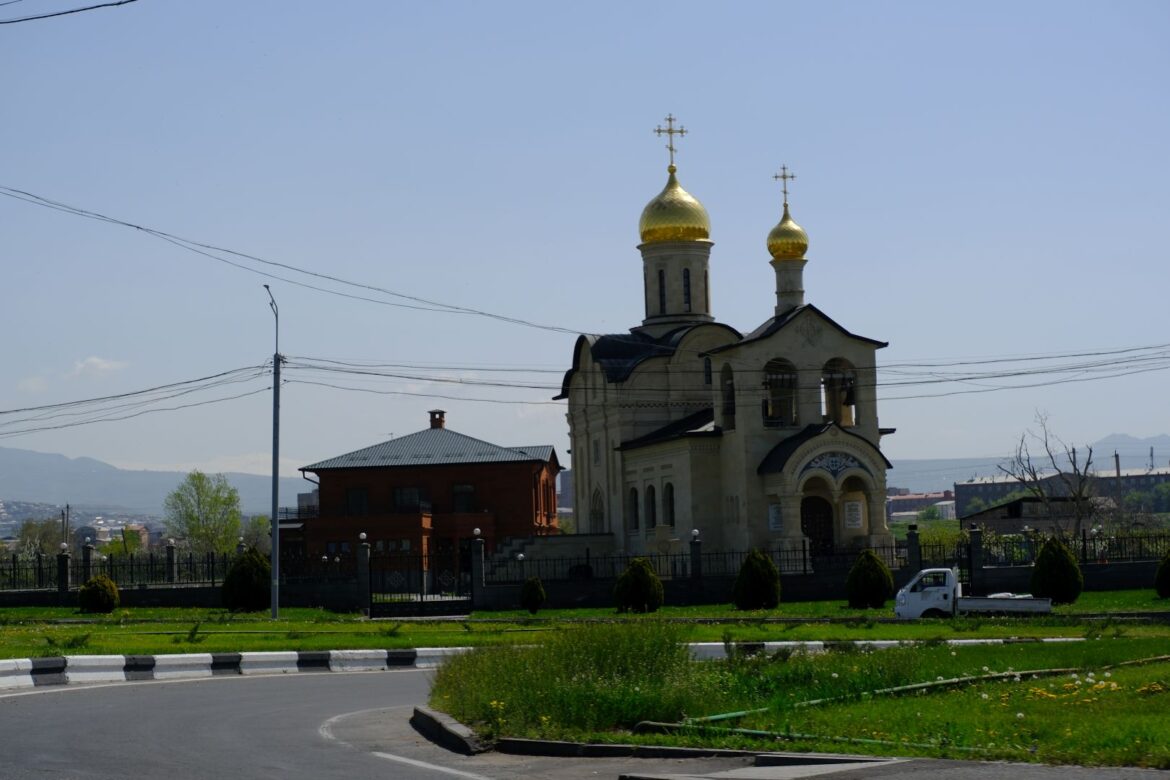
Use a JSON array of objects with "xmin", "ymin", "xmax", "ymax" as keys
[{"xmin": 981, "ymin": 530, "xmax": 1170, "ymax": 567}]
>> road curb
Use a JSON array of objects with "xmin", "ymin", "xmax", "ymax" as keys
[{"xmin": 410, "ymin": 706, "xmax": 488, "ymax": 755}]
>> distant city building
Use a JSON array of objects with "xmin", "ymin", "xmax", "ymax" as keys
[
  {"xmin": 954, "ymin": 467, "xmax": 1170, "ymax": 516},
  {"xmin": 886, "ymin": 490, "xmax": 954, "ymax": 519}
]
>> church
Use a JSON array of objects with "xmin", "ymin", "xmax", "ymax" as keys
[{"xmin": 556, "ymin": 117, "xmax": 895, "ymax": 563}]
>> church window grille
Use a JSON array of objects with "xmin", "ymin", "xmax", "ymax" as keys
[
  {"xmin": 720, "ymin": 364, "xmax": 736, "ymax": 431},
  {"xmin": 703, "ymin": 358, "xmax": 712, "ymax": 385},
  {"xmin": 683, "ymin": 269, "xmax": 692, "ymax": 312},
  {"xmin": 657, "ymin": 269, "xmax": 666, "ymax": 314},
  {"xmin": 628, "ymin": 488, "xmax": 640, "ymax": 531},
  {"xmin": 663, "ymin": 483, "xmax": 675, "ymax": 526},
  {"xmin": 646, "ymin": 485, "xmax": 657, "ymax": 529},
  {"xmin": 704, "ymin": 269, "xmax": 710, "ymax": 311},
  {"xmin": 763, "ymin": 359, "xmax": 798, "ymax": 428}
]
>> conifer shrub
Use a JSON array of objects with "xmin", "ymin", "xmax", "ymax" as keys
[
  {"xmin": 614, "ymin": 557, "xmax": 664, "ymax": 613},
  {"xmin": 1030, "ymin": 537, "xmax": 1083, "ymax": 605},
  {"xmin": 1154, "ymin": 550, "xmax": 1170, "ymax": 599},
  {"xmin": 78, "ymin": 574, "xmax": 120, "ymax": 613},
  {"xmin": 732, "ymin": 548, "xmax": 781, "ymax": 610},
  {"xmin": 845, "ymin": 549, "xmax": 895, "ymax": 609},
  {"xmin": 520, "ymin": 576, "xmax": 547, "ymax": 614},
  {"xmin": 222, "ymin": 546, "xmax": 271, "ymax": 612}
]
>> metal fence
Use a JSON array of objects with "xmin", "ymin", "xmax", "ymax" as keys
[{"xmin": 982, "ymin": 531, "xmax": 1170, "ymax": 567}]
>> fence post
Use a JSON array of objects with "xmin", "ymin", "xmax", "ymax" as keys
[
  {"xmin": 690, "ymin": 534, "xmax": 702, "ymax": 581},
  {"xmin": 471, "ymin": 537, "xmax": 486, "ymax": 609},
  {"xmin": 906, "ymin": 525, "xmax": 922, "ymax": 574},
  {"xmin": 166, "ymin": 541, "xmax": 177, "ymax": 583},
  {"xmin": 357, "ymin": 536, "xmax": 371, "ymax": 616},
  {"xmin": 57, "ymin": 547, "xmax": 71, "ymax": 594},
  {"xmin": 36, "ymin": 552, "xmax": 44, "ymax": 589},
  {"xmin": 82, "ymin": 543, "xmax": 94, "ymax": 583},
  {"xmin": 967, "ymin": 525, "xmax": 984, "ymax": 596}
]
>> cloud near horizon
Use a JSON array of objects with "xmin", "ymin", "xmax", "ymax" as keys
[{"xmin": 68, "ymin": 356, "xmax": 129, "ymax": 379}]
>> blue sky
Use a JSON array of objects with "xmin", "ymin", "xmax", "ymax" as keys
[{"xmin": 3, "ymin": 0, "xmax": 1168, "ymax": 481}]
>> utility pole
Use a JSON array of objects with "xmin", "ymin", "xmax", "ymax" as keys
[{"xmin": 265, "ymin": 285, "xmax": 281, "ymax": 620}]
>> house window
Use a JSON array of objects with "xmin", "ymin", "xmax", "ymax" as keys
[
  {"xmin": 628, "ymin": 488, "xmax": 640, "ymax": 532},
  {"xmin": 657, "ymin": 269, "xmax": 666, "ymax": 314},
  {"xmin": 393, "ymin": 487, "xmax": 422, "ymax": 512},
  {"xmin": 452, "ymin": 484, "xmax": 475, "ymax": 513},
  {"xmin": 345, "ymin": 487, "xmax": 368, "ymax": 516},
  {"xmin": 683, "ymin": 268, "xmax": 691, "ymax": 312},
  {"xmin": 664, "ymin": 483, "xmax": 675, "ymax": 526},
  {"xmin": 646, "ymin": 485, "xmax": 657, "ymax": 529}
]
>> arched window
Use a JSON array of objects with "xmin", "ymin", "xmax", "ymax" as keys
[
  {"xmin": 683, "ymin": 269, "xmax": 692, "ymax": 312},
  {"xmin": 590, "ymin": 488, "xmax": 605, "ymax": 533},
  {"xmin": 657, "ymin": 269, "xmax": 666, "ymax": 314},
  {"xmin": 720, "ymin": 364, "xmax": 736, "ymax": 431},
  {"xmin": 703, "ymin": 357, "xmax": 712, "ymax": 385},
  {"xmin": 663, "ymin": 483, "xmax": 675, "ymax": 527},
  {"xmin": 763, "ymin": 358, "xmax": 798, "ymax": 427},
  {"xmin": 628, "ymin": 487, "xmax": 640, "ymax": 531},
  {"xmin": 645, "ymin": 485, "xmax": 657, "ymax": 529},
  {"xmin": 821, "ymin": 358, "xmax": 857, "ymax": 426}
]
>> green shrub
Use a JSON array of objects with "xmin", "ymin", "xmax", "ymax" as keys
[
  {"xmin": 520, "ymin": 576, "xmax": 546, "ymax": 614},
  {"xmin": 78, "ymin": 574, "xmax": 120, "ymax": 614},
  {"xmin": 845, "ymin": 549, "xmax": 894, "ymax": 609},
  {"xmin": 613, "ymin": 557, "xmax": 663, "ymax": 613},
  {"xmin": 1155, "ymin": 550, "xmax": 1170, "ymax": 599},
  {"xmin": 222, "ymin": 547, "xmax": 271, "ymax": 612},
  {"xmin": 1030, "ymin": 537, "xmax": 1083, "ymax": 605},
  {"xmin": 732, "ymin": 548, "xmax": 781, "ymax": 610}
]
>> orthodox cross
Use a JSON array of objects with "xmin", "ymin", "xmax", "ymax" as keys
[
  {"xmin": 773, "ymin": 165, "xmax": 796, "ymax": 206},
  {"xmin": 654, "ymin": 114, "xmax": 687, "ymax": 167}
]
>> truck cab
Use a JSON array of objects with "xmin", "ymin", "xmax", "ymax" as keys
[{"xmin": 894, "ymin": 568, "xmax": 957, "ymax": 619}]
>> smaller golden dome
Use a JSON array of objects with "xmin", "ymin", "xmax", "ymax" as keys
[
  {"xmin": 767, "ymin": 203, "xmax": 808, "ymax": 260},
  {"xmin": 639, "ymin": 165, "xmax": 711, "ymax": 244}
]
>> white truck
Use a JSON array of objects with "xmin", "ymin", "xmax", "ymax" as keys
[{"xmin": 894, "ymin": 568, "xmax": 1052, "ymax": 619}]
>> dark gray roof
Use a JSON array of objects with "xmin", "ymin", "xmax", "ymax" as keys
[
  {"xmin": 707, "ymin": 304, "xmax": 887, "ymax": 355},
  {"xmin": 619, "ymin": 408, "xmax": 718, "ymax": 452},
  {"xmin": 302, "ymin": 428, "xmax": 559, "ymax": 471},
  {"xmin": 756, "ymin": 422, "xmax": 892, "ymax": 475},
  {"xmin": 556, "ymin": 323, "xmax": 742, "ymax": 399}
]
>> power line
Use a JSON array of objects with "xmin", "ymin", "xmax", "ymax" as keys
[{"xmin": 0, "ymin": 0, "xmax": 138, "ymax": 24}]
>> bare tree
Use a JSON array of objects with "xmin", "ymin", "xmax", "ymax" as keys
[{"xmin": 998, "ymin": 412, "xmax": 1096, "ymax": 536}]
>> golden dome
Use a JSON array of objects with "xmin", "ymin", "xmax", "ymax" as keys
[
  {"xmin": 767, "ymin": 203, "xmax": 808, "ymax": 260},
  {"xmin": 638, "ymin": 165, "xmax": 711, "ymax": 244}
]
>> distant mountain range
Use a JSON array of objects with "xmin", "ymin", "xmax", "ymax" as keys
[
  {"xmin": 0, "ymin": 447, "xmax": 307, "ymax": 516},
  {"xmin": 2, "ymin": 434, "xmax": 1167, "ymax": 515}
]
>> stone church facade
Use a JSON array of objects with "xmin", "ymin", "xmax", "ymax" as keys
[{"xmin": 557, "ymin": 143, "xmax": 894, "ymax": 562}]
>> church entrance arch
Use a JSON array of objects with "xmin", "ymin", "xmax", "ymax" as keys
[{"xmin": 800, "ymin": 496, "xmax": 835, "ymax": 555}]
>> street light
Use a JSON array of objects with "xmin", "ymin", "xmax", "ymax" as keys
[{"xmin": 264, "ymin": 284, "xmax": 281, "ymax": 620}]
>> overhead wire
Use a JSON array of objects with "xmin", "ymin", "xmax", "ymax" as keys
[{"xmin": 0, "ymin": 0, "xmax": 138, "ymax": 24}]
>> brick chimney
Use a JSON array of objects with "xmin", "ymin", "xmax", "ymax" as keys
[{"xmin": 428, "ymin": 409, "xmax": 446, "ymax": 429}]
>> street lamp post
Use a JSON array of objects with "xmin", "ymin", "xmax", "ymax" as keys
[{"xmin": 264, "ymin": 285, "xmax": 281, "ymax": 620}]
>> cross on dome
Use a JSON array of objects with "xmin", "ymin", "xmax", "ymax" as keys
[
  {"xmin": 773, "ymin": 165, "xmax": 796, "ymax": 206},
  {"xmin": 654, "ymin": 114, "xmax": 687, "ymax": 168}
]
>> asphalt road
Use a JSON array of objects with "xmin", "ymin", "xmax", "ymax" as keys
[{"xmin": 1, "ymin": 672, "xmax": 1168, "ymax": 780}]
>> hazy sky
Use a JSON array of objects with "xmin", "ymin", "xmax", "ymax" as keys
[{"xmin": 3, "ymin": 1, "xmax": 1168, "ymax": 483}]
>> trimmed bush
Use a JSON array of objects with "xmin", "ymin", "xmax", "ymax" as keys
[
  {"xmin": 845, "ymin": 549, "xmax": 895, "ymax": 609},
  {"xmin": 222, "ymin": 546, "xmax": 271, "ymax": 612},
  {"xmin": 520, "ymin": 576, "xmax": 547, "ymax": 614},
  {"xmin": 732, "ymin": 548, "xmax": 781, "ymax": 610},
  {"xmin": 78, "ymin": 574, "xmax": 120, "ymax": 614},
  {"xmin": 614, "ymin": 557, "xmax": 664, "ymax": 614},
  {"xmin": 1155, "ymin": 550, "xmax": 1170, "ymax": 599},
  {"xmin": 1030, "ymin": 537, "xmax": 1083, "ymax": 605}
]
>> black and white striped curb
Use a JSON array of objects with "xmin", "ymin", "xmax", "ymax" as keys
[
  {"xmin": 0, "ymin": 648, "xmax": 465, "ymax": 691},
  {"xmin": 0, "ymin": 638, "xmax": 1085, "ymax": 691}
]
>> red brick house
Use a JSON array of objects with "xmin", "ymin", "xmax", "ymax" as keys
[{"xmin": 296, "ymin": 410, "xmax": 561, "ymax": 560}]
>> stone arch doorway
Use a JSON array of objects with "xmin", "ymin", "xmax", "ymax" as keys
[{"xmin": 800, "ymin": 496, "xmax": 835, "ymax": 555}]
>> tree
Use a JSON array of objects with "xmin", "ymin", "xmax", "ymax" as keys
[
  {"xmin": 732, "ymin": 548, "xmax": 781, "ymax": 610},
  {"xmin": 845, "ymin": 549, "xmax": 895, "ymax": 609},
  {"xmin": 998, "ymin": 412, "xmax": 1096, "ymax": 536},
  {"xmin": 17, "ymin": 518, "xmax": 63, "ymax": 558},
  {"xmin": 916, "ymin": 505, "xmax": 942, "ymax": 523},
  {"xmin": 163, "ymin": 470, "xmax": 242, "ymax": 554},
  {"xmin": 242, "ymin": 515, "xmax": 272, "ymax": 555}
]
